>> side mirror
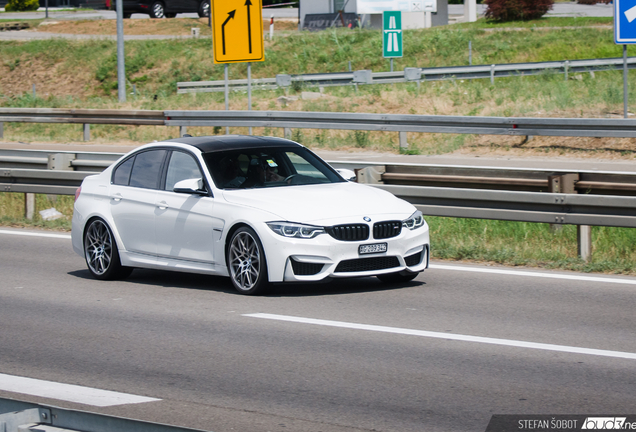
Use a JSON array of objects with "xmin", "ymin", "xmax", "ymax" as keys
[
  {"xmin": 336, "ymin": 168, "xmax": 357, "ymax": 182},
  {"xmin": 173, "ymin": 178, "xmax": 207, "ymax": 195}
]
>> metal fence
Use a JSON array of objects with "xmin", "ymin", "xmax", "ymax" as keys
[
  {"xmin": 164, "ymin": 111, "xmax": 636, "ymax": 138},
  {"xmin": 177, "ymin": 57, "xmax": 636, "ymax": 93},
  {"xmin": 0, "ymin": 397, "xmax": 207, "ymax": 432},
  {"xmin": 3, "ymin": 109, "xmax": 636, "ymax": 145},
  {"xmin": 2, "ymin": 148, "xmax": 635, "ymax": 228}
]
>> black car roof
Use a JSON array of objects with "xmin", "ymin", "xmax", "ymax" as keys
[{"xmin": 164, "ymin": 135, "xmax": 303, "ymax": 153}]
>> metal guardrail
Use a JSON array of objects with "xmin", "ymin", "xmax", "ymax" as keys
[
  {"xmin": 381, "ymin": 184, "xmax": 636, "ymax": 229},
  {"xmin": 177, "ymin": 57, "xmax": 636, "ymax": 93},
  {"xmin": 0, "ymin": 109, "xmax": 165, "ymax": 141},
  {"xmin": 4, "ymin": 109, "xmax": 636, "ymax": 142},
  {"xmin": 0, "ymin": 397, "xmax": 208, "ymax": 432},
  {"xmin": 0, "ymin": 109, "xmax": 164, "ymax": 125},
  {"xmin": 1, "ymin": 149, "xmax": 636, "ymax": 230},
  {"xmin": 165, "ymin": 111, "xmax": 636, "ymax": 138}
]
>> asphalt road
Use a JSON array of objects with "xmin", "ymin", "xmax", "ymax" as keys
[{"xmin": 1, "ymin": 228, "xmax": 635, "ymax": 432}]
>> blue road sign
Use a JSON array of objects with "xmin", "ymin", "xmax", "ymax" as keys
[{"xmin": 616, "ymin": 0, "xmax": 636, "ymax": 44}]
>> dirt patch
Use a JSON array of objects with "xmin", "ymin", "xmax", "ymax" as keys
[
  {"xmin": 0, "ymin": 57, "xmax": 93, "ymax": 98},
  {"xmin": 35, "ymin": 17, "xmax": 298, "ymax": 36},
  {"xmin": 460, "ymin": 135, "xmax": 636, "ymax": 160}
]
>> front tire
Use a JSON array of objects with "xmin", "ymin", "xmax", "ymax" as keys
[
  {"xmin": 227, "ymin": 227, "xmax": 268, "ymax": 295},
  {"xmin": 377, "ymin": 271, "xmax": 418, "ymax": 284},
  {"xmin": 198, "ymin": 0, "xmax": 209, "ymax": 17},
  {"xmin": 84, "ymin": 219, "xmax": 132, "ymax": 280},
  {"xmin": 149, "ymin": 1, "xmax": 165, "ymax": 18}
]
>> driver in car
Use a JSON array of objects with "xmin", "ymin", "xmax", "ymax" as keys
[{"xmin": 242, "ymin": 157, "xmax": 284, "ymax": 187}]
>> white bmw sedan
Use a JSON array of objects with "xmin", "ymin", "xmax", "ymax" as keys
[{"xmin": 72, "ymin": 135, "xmax": 430, "ymax": 295}]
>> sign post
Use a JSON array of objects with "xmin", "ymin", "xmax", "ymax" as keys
[
  {"xmin": 212, "ymin": 0, "xmax": 264, "ymax": 134},
  {"xmin": 614, "ymin": 0, "xmax": 636, "ymax": 118},
  {"xmin": 383, "ymin": 11, "xmax": 402, "ymax": 72}
]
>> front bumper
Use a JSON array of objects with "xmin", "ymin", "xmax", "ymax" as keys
[{"xmin": 259, "ymin": 222, "xmax": 430, "ymax": 282}]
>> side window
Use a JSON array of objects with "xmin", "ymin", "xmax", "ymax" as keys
[
  {"xmin": 165, "ymin": 151, "xmax": 203, "ymax": 191},
  {"xmin": 112, "ymin": 156, "xmax": 135, "ymax": 186},
  {"xmin": 129, "ymin": 150, "xmax": 167, "ymax": 189}
]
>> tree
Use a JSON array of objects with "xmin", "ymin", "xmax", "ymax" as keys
[
  {"xmin": 5, "ymin": 0, "xmax": 39, "ymax": 11},
  {"xmin": 484, "ymin": 0, "xmax": 554, "ymax": 22}
]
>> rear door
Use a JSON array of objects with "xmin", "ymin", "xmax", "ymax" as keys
[{"xmin": 109, "ymin": 149, "xmax": 167, "ymax": 257}]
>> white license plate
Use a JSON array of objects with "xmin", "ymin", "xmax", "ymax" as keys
[{"xmin": 359, "ymin": 243, "xmax": 388, "ymax": 255}]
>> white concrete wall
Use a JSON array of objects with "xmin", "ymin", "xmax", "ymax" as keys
[
  {"xmin": 300, "ymin": 0, "xmax": 357, "ymax": 27},
  {"xmin": 300, "ymin": 0, "xmax": 447, "ymax": 29}
]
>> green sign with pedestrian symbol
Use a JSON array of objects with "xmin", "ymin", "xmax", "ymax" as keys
[{"xmin": 383, "ymin": 11, "xmax": 402, "ymax": 58}]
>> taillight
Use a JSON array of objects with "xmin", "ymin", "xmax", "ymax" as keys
[{"xmin": 75, "ymin": 187, "xmax": 81, "ymax": 202}]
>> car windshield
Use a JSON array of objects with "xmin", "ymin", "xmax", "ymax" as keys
[{"xmin": 203, "ymin": 146, "xmax": 345, "ymax": 190}]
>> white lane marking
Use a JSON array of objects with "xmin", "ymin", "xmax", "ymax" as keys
[
  {"xmin": 0, "ymin": 373, "xmax": 161, "ymax": 407},
  {"xmin": 0, "ymin": 229, "xmax": 71, "ymax": 239},
  {"xmin": 430, "ymin": 264, "xmax": 636, "ymax": 286},
  {"xmin": 244, "ymin": 313, "xmax": 636, "ymax": 361}
]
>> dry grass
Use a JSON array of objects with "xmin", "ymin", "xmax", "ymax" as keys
[{"xmin": 35, "ymin": 17, "xmax": 298, "ymax": 36}]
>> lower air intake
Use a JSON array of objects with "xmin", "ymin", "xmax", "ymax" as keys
[
  {"xmin": 405, "ymin": 251, "xmax": 422, "ymax": 267},
  {"xmin": 335, "ymin": 256, "xmax": 400, "ymax": 273},
  {"xmin": 290, "ymin": 258, "xmax": 324, "ymax": 276}
]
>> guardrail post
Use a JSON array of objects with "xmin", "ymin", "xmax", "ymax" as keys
[
  {"xmin": 549, "ymin": 173, "xmax": 591, "ymax": 260},
  {"xmin": 83, "ymin": 124, "xmax": 90, "ymax": 141},
  {"xmin": 490, "ymin": 65, "xmax": 495, "ymax": 85},
  {"xmin": 399, "ymin": 131, "xmax": 408, "ymax": 150},
  {"xmin": 564, "ymin": 60, "xmax": 569, "ymax": 81},
  {"xmin": 577, "ymin": 225, "xmax": 592, "ymax": 261},
  {"xmin": 180, "ymin": 126, "xmax": 187, "ymax": 137},
  {"xmin": 0, "ymin": 122, "xmax": 3, "ymax": 139},
  {"xmin": 284, "ymin": 128, "xmax": 292, "ymax": 140},
  {"xmin": 25, "ymin": 193, "xmax": 35, "ymax": 220}
]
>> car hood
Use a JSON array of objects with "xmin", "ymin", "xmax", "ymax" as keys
[{"xmin": 221, "ymin": 182, "xmax": 416, "ymax": 224}]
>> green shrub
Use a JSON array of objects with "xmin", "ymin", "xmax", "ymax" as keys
[{"xmin": 5, "ymin": 0, "xmax": 40, "ymax": 12}]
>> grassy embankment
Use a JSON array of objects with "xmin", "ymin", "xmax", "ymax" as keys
[
  {"xmin": 1, "ymin": 16, "xmax": 634, "ymax": 155},
  {"xmin": 1, "ymin": 16, "xmax": 635, "ymax": 274}
]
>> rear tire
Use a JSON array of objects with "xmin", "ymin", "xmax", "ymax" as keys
[
  {"xmin": 84, "ymin": 219, "xmax": 132, "ymax": 280},
  {"xmin": 198, "ymin": 0, "xmax": 209, "ymax": 17},
  {"xmin": 227, "ymin": 227, "xmax": 269, "ymax": 295},
  {"xmin": 149, "ymin": 1, "xmax": 165, "ymax": 18},
  {"xmin": 377, "ymin": 271, "xmax": 418, "ymax": 284}
]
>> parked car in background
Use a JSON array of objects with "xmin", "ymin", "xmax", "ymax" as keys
[
  {"xmin": 115, "ymin": 0, "xmax": 209, "ymax": 18},
  {"xmin": 71, "ymin": 135, "xmax": 430, "ymax": 295}
]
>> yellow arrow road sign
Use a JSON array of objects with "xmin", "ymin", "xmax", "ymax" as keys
[{"xmin": 212, "ymin": 0, "xmax": 264, "ymax": 64}]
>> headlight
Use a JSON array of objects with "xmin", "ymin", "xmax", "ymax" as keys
[
  {"xmin": 267, "ymin": 222, "xmax": 326, "ymax": 239},
  {"xmin": 402, "ymin": 211, "xmax": 425, "ymax": 230}
]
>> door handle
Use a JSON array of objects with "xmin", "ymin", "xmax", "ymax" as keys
[
  {"xmin": 156, "ymin": 201, "xmax": 168, "ymax": 210},
  {"xmin": 110, "ymin": 193, "xmax": 123, "ymax": 202}
]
